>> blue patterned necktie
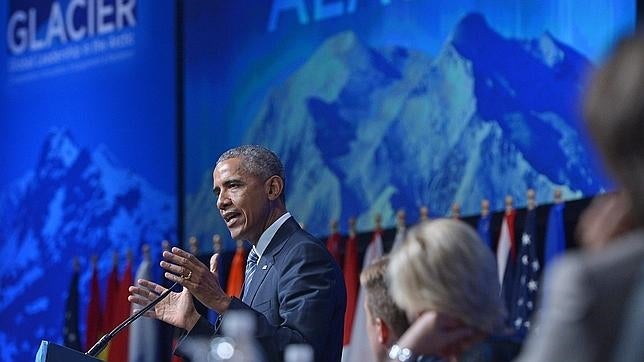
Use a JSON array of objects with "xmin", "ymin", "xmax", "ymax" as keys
[{"xmin": 243, "ymin": 248, "xmax": 259, "ymax": 300}]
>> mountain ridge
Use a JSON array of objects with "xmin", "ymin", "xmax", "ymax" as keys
[
  {"xmin": 0, "ymin": 128, "xmax": 177, "ymax": 360},
  {"xmin": 236, "ymin": 12, "xmax": 605, "ymax": 235}
]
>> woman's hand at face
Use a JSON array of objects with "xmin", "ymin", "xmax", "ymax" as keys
[{"xmin": 394, "ymin": 311, "xmax": 477, "ymax": 359}]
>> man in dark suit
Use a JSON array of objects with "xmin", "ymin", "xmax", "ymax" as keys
[{"xmin": 129, "ymin": 145, "xmax": 346, "ymax": 362}]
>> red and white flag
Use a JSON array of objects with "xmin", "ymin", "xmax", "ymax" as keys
[
  {"xmin": 496, "ymin": 210, "xmax": 516, "ymax": 285},
  {"xmin": 342, "ymin": 233, "xmax": 359, "ymax": 347},
  {"xmin": 129, "ymin": 254, "xmax": 158, "ymax": 362},
  {"xmin": 108, "ymin": 258, "xmax": 133, "ymax": 362},
  {"xmin": 98, "ymin": 259, "xmax": 120, "ymax": 360},
  {"xmin": 85, "ymin": 262, "xmax": 103, "ymax": 352},
  {"xmin": 342, "ymin": 229, "xmax": 383, "ymax": 362}
]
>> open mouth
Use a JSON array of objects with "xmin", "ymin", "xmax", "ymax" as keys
[{"xmin": 222, "ymin": 211, "xmax": 241, "ymax": 226}]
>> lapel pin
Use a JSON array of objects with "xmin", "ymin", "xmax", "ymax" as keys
[{"xmin": 262, "ymin": 264, "xmax": 268, "ymax": 270}]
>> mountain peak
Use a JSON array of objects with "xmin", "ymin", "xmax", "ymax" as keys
[
  {"xmin": 451, "ymin": 13, "xmax": 495, "ymax": 44},
  {"xmin": 38, "ymin": 128, "xmax": 80, "ymax": 171},
  {"xmin": 92, "ymin": 144, "xmax": 120, "ymax": 168},
  {"xmin": 534, "ymin": 32, "xmax": 565, "ymax": 66},
  {"xmin": 321, "ymin": 31, "xmax": 360, "ymax": 55}
]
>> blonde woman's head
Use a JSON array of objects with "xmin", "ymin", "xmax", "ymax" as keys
[{"xmin": 388, "ymin": 218, "xmax": 506, "ymax": 334}]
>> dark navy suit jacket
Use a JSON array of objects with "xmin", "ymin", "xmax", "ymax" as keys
[{"xmin": 181, "ymin": 217, "xmax": 346, "ymax": 362}]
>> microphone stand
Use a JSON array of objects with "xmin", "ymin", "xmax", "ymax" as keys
[{"xmin": 86, "ymin": 281, "xmax": 179, "ymax": 357}]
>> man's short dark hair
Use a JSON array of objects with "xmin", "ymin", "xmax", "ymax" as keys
[{"xmin": 217, "ymin": 145, "xmax": 286, "ymax": 199}]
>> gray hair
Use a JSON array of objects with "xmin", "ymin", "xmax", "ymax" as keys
[
  {"xmin": 217, "ymin": 145, "xmax": 286, "ymax": 198},
  {"xmin": 584, "ymin": 31, "xmax": 644, "ymax": 224},
  {"xmin": 387, "ymin": 218, "xmax": 506, "ymax": 334}
]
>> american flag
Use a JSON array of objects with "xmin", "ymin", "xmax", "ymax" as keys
[{"xmin": 509, "ymin": 208, "xmax": 541, "ymax": 338}]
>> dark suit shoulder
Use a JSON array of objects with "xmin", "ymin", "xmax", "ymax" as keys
[
  {"xmin": 282, "ymin": 228, "xmax": 341, "ymax": 273},
  {"xmin": 269, "ymin": 217, "xmax": 329, "ymax": 257}
]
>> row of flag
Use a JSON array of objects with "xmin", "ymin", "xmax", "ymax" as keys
[
  {"xmin": 62, "ymin": 238, "xmax": 256, "ymax": 361},
  {"xmin": 491, "ymin": 195, "xmax": 567, "ymax": 337},
  {"xmin": 334, "ymin": 196, "xmax": 568, "ymax": 359},
  {"xmin": 62, "ymin": 196, "xmax": 567, "ymax": 361},
  {"xmin": 63, "ymin": 248, "xmax": 176, "ymax": 362}
]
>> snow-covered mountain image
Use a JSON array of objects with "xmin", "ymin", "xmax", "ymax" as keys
[
  {"xmin": 0, "ymin": 129, "xmax": 176, "ymax": 361},
  {"xmin": 187, "ymin": 12, "xmax": 609, "ymax": 238}
]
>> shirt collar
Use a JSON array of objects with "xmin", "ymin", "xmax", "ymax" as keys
[{"xmin": 253, "ymin": 212, "xmax": 291, "ymax": 260}]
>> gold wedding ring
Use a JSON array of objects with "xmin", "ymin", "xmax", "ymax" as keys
[{"xmin": 183, "ymin": 270, "xmax": 192, "ymax": 280}]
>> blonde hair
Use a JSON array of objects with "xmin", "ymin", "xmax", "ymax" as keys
[{"xmin": 388, "ymin": 219, "xmax": 506, "ymax": 333}]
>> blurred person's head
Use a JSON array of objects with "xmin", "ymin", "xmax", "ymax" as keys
[
  {"xmin": 388, "ymin": 218, "xmax": 506, "ymax": 335},
  {"xmin": 360, "ymin": 256, "xmax": 410, "ymax": 361},
  {"xmin": 584, "ymin": 31, "xmax": 644, "ymax": 225}
]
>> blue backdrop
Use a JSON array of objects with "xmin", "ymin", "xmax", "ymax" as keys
[
  {"xmin": 183, "ymin": 0, "xmax": 635, "ymax": 245},
  {"xmin": 0, "ymin": 1, "xmax": 177, "ymax": 360},
  {"xmin": 0, "ymin": 0, "xmax": 638, "ymax": 360}
]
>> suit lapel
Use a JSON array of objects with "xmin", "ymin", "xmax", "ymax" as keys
[{"xmin": 243, "ymin": 217, "xmax": 300, "ymax": 305}]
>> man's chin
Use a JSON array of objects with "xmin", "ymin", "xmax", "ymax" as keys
[{"xmin": 227, "ymin": 228, "xmax": 244, "ymax": 242}]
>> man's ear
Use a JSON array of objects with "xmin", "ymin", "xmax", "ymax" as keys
[
  {"xmin": 375, "ymin": 317, "xmax": 390, "ymax": 346},
  {"xmin": 265, "ymin": 175, "xmax": 284, "ymax": 201}
]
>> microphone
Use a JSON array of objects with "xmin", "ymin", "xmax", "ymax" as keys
[{"xmin": 86, "ymin": 281, "xmax": 179, "ymax": 357}]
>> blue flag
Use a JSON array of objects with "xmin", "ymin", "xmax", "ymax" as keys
[
  {"xmin": 477, "ymin": 214, "xmax": 493, "ymax": 250},
  {"xmin": 510, "ymin": 208, "xmax": 541, "ymax": 338},
  {"xmin": 544, "ymin": 203, "xmax": 566, "ymax": 267},
  {"xmin": 63, "ymin": 267, "xmax": 81, "ymax": 351}
]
